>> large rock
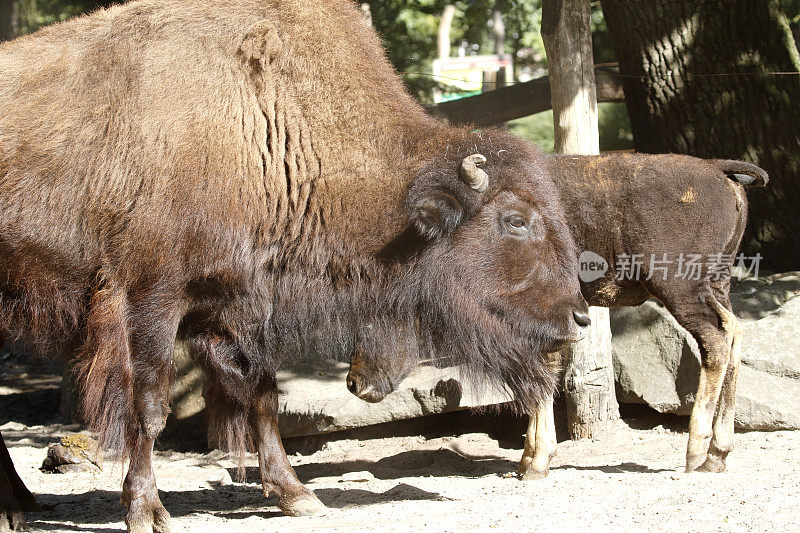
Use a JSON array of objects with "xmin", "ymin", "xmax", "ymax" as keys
[
  {"xmin": 60, "ymin": 344, "xmax": 512, "ymax": 443},
  {"xmin": 611, "ymin": 272, "xmax": 800, "ymax": 430},
  {"xmin": 277, "ymin": 361, "xmax": 511, "ymax": 437},
  {"xmin": 181, "ymin": 359, "xmax": 511, "ymax": 440}
]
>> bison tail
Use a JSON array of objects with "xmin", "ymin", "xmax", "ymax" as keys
[
  {"xmin": 72, "ymin": 279, "xmax": 135, "ymax": 459},
  {"xmin": 712, "ymin": 159, "xmax": 769, "ymax": 187}
]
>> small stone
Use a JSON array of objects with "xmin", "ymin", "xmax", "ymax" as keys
[
  {"xmin": 207, "ymin": 468, "xmax": 233, "ymax": 487},
  {"xmin": 765, "ymin": 432, "xmax": 783, "ymax": 442},
  {"xmin": 0, "ymin": 421, "xmax": 26, "ymax": 431},
  {"xmin": 340, "ymin": 471, "xmax": 374, "ymax": 483},
  {"xmin": 41, "ymin": 434, "xmax": 102, "ymax": 474},
  {"xmin": 56, "ymin": 463, "xmax": 98, "ymax": 474}
]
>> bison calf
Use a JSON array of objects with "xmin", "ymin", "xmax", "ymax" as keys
[{"xmin": 348, "ymin": 153, "xmax": 767, "ymax": 478}]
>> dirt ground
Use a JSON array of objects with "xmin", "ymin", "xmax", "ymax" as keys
[{"xmin": 2, "ymin": 360, "xmax": 799, "ymax": 533}]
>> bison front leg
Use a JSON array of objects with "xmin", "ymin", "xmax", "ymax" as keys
[
  {"xmin": 123, "ymin": 427, "xmax": 171, "ymax": 533},
  {"xmin": 0, "ymin": 431, "xmax": 37, "ymax": 532},
  {"xmin": 249, "ymin": 383, "xmax": 327, "ymax": 517},
  {"xmin": 122, "ymin": 382, "xmax": 173, "ymax": 533},
  {"xmin": 518, "ymin": 394, "xmax": 556, "ymax": 480},
  {"xmin": 121, "ymin": 305, "xmax": 179, "ymax": 533}
]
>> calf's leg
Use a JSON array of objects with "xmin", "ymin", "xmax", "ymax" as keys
[
  {"xmin": 518, "ymin": 395, "xmax": 556, "ymax": 480},
  {"xmin": 190, "ymin": 333, "xmax": 325, "ymax": 516},
  {"xmin": 249, "ymin": 381, "xmax": 327, "ymax": 516},
  {"xmin": 698, "ymin": 298, "xmax": 742, "ymax": 473},
  {"xmin": 667, "ymin": 292, "xmax": 736, "ymax": 472},
  {"xmin": 123, "ymin": 424, "xmax": 171, "ymax": 533}
]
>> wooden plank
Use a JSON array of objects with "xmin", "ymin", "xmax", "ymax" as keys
[{"xmin": 427, "ymin": 72, "xmax": 623, "ymax": 127}]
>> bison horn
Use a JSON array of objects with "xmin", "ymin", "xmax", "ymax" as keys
[{"xmin": 460, "ymin": 154, "xmax": 489, "ymax": 192}]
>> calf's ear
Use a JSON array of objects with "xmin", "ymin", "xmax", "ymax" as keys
[{"xmin": 410, "ymin": 191, "xmax": 463, "ymax": 240}]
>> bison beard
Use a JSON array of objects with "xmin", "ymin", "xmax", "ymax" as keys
[
  {"xmin": 0, "ymin": 0, "xmax": 587, "ymax": 529},
  {"xmin": 396, "ymin": 249, "xmax": 560, "ymax": 412}
]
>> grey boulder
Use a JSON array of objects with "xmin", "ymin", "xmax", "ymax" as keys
[{"xmin": 611, "ymin": 272, "xmax": 800, "ymax": 430}]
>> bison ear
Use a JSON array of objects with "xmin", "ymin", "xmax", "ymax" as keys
[
  {"xmin": 240, "ymin": 21, "xmax": 282, "ymax": 66},
  {"xmin": 410, "ymin": 191, "xmax": 463, "ymax": 240}
]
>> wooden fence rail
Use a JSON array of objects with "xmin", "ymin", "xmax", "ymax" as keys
[{"xmin": 426, "ymin": 72, "xmax": 624, "ymax": 127}]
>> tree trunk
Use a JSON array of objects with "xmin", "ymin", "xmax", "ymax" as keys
[
  {"xmin": 0, "ymin": 0, "xmax": 16, "ymax": 42},
  {"xmin": 493, "ymin": 7, "xmax": 507, "ymax": 90},
  {"xmin": 602, "ymin": 0, "xmax": 800, "ymax": 271},
  {"xmin": 438, "ymin": 5, "xmax": 456, "ymax": 60},
  {"xmin": 493, "ymin": 8, "xmax": 505, "ymax": 57},
  {"xmin": 542, "ymin": 0, "xmax": 619, "ymax": 440}
]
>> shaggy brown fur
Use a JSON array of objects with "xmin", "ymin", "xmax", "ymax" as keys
[
  {"xmin": 0, "ymin": 0, "xmax": 589, "ymax": 530},
  {"xmin": 348, "ymin": 153, "xmax": 767, "ymax": 478}
]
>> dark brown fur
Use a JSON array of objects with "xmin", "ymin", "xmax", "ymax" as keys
[{"xmin": 0, "ymin": 0, "xmax": 588, "ymax": 529}]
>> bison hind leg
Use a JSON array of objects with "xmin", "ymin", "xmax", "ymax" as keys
[
  {"xmin": 696, "ymin": 298, "xmax": 742, "ymax": 473},
  {"xmin": 660, "ymin": 288, "xmax": 737, "ymax": 473}
]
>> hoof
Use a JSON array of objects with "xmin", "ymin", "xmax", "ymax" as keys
[
  {"xmin": 696, "ymin": 454, "xmax": 727, "ymax": 473},
  {"xmin": 519, "ymin": 467, "xmax": 549, "ymax": 480},
  {"xmin": 0, "ymin": 509, "xmax": 26, "ymax": 532},
  {"xmin": 279, "ymin": 492, "xmax": 328, "ymax": 517},
  {"xmin": 685, "ymin": 454, "xmax": 707, "ymax": 473},
  {"xmin": 126, "ymin": 504, "xmax": 172, "ymax": 533}
]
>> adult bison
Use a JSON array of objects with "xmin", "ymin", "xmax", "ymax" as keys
[
  {"xmin": 0, "ymin": 0, "xmax": 589, "ymax": 530},
  {"xmin": 347, "ymin": 153, "xmax": 767, "ymax": 479}
]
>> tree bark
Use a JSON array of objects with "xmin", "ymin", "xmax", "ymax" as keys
[
  {"xmin": 602, "ymin": 0, "xmax": 800, "ymax": 270},
  {"xmin": 542, "ymin": 0, "xmax": 619, "ymax": 440},
  {"xmin": 0, "ymin": 0, "xmax": 16, "ymax": 42},
  {"xmin": 493, "ymin": 8, "xmax": 505, "ymax": 57}
]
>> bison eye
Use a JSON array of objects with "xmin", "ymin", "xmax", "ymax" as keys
[
  {"xmin": 502, "ymin": 215, "xmax": 530, "ymax": 237},
  {"xmin": 507, "ymin": 217, "xmax": 526, "ymax": 229}
]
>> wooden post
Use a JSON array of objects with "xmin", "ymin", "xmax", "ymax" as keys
[{"xmin": 541, "ymin": 0, "xmax": 619, "ymax": 439}]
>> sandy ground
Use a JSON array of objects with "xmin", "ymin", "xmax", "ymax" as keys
[{"xmin": 2, "ymin": 361, "xmax": 799, "ymax": 532}]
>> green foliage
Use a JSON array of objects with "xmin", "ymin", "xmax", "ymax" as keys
[
  {"xmin": 782, "ymin": 0, "xmax": 800, "ymax": 22},
  {"xmin": 508, "ymin": 102, "xmax": 633, "ymax": 154},
  {"xmin": 15, "ymin": 0, "xmax": 109, "ymax": 35},
  {"xmin": 366, "ymin": 0, "xmax": 453, "ymax": 103},
  {"xmin": 598, "ymin": 102, "xmax": 634, "ymax": 152},
  {"xmin": 367, "ymin": 0, "xmax": 545, "ymax": 102},
  {"xmin": 507, "ymin": 111, "xmax": 555, "ymax": 153}
]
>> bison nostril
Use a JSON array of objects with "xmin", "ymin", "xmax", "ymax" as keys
[
  {"xmin": 573, "ymin": 309, "xmax": 591, "ymax": 328},
  {"xmin": 346, "ymin": 376, "xmax": 358, "ymax": 394}
]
